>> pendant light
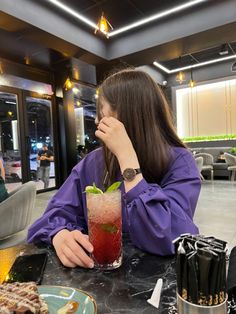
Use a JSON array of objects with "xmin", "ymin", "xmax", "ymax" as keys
[
  {"xmin": 94, "ymin": 12, "xmax": 113, "ymax": 38},
  {"xmin": 189, "ymin": 68, "xmax": 196, "ymax": 88},
  {"xmin": 175, "ymin": 57, "xmax": 186, "ymax": 84}
]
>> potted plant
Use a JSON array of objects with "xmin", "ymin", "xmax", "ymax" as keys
[{"xmin": 229, "ymin": 147, "xmax": 236, "ymax": 155}]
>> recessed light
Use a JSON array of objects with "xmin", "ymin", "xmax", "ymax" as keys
[
  {"xmin": 109, "ymin": 0, "xmax": 206, "ymax": 37},
  {"xmin": 47, "ymin": 0, "xmax": 98, "ymax": 30},
  {"xmin": 47, "ymin": 0, "xmax": 206, "ymax": 37},
  {"xmin": 153, "ymin": 55, "xmax": 236, "ymax": 74}
]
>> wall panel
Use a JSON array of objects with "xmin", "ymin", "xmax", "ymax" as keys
[{"xmin": 176, "ymin": 78, "xmax": 236, "ymax": 138}]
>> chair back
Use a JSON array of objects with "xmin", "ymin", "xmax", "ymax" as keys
[
  {"xmin": 195, "ymin": 156, "xmax": 204, "ymax": 173},
  {"xmin": 224, "ymin": 153, "xmax": 236, "ymax": 166},
  {"xmin": 0, "ymin": 181, "xmax": 36, "ymax": 239},
  {"xmin": 195, "ymin": 153, "xmax": 213, "ymax": 166}
]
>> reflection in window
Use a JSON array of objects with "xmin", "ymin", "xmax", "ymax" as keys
[
  {"xmin": 26, "ymin": 97, "xmax": 55, "ymax": 190},
  {"xmin": 73, "ymin": 83, "xmax": 100, "ymax": 162},
  {"xmin": 0, "ymin": 92, "xmax": 22, "ymax": 186}
]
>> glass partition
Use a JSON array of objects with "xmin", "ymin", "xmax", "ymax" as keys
[
  {"xmin": 73, "ymin": 83, "xmax": 99, "ymax": 162},
  {"xmin": 26, "ymin": 96, "xmax": 55, "ymax": 191},
  {"xmin": 0, "ymin": 91, "xmax": 22, "ymax": 192}
]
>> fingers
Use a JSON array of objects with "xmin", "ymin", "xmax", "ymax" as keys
[
  {"xmin": 97, "ymin": 122, "xmax": 110, "ymax": 134},
  {"xmin": 72, "ymin": 230, "xmax": 93, "ymax": 253},
  {"xmin": 60, "ymin": 253, "xmax": 77, "ymax": 268},
  {"xmin": 53, "ymin": 229, "xmax": 94, "ymax": 269},
  {"xmin": 99, "ymin": 116, "xmax": 114, "ymax": 126},
  {"xmin": 95, "ymin": 129, "xmax": 106, "ymax": 141},
  {"xmin": 96, "ymin": 117, "xmax": 123, "ymax": 140},
  {"xmin": 62, "ymin": 245, "xmax": 93, "ymax": 268}
]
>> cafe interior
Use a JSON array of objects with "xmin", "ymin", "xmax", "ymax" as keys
[{"xmin": 0, "ymin": 0, "xmax": 236, "ymax": 313}]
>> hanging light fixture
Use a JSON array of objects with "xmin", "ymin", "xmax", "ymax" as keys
[
  {"xmin": 189, "ymin": 68, "xmax": 196, "ymax": 88},
  {"xmin": 176, "ymin": 71, "xmax": 186, "ymax": 84},
  {"xmin": 219, "ymin": 43, "xmax": 229, "ymax": 56},
  {"xmin": 94, "ymin": 12, "xmax": 113, "ymax": 38},
  {"xmin": 175, "ymin": 57, "xmax": 186, "ymax": 84},
  {"xmin": 64, "ymin": 77, "xmax": 74, "ymax": 91}
]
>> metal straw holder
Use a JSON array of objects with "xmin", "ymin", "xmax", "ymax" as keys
[{"xmin": 177, "ymin": 293, "xmax": 228, "ymax": 314}]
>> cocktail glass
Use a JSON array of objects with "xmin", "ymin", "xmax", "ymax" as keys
[{"xmin": 86, "ymin": 190, "xmax": 122, "ymax": 270}]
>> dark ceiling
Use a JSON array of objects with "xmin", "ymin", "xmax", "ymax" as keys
[
  {"xmin": 162, "ymin": 42, "xmax": 236, "ymax": 70},
  {"xmin": 0, "ymin": 0, "xmax": 235, "ymax": 73},
  {"xmin": 55, "ymin": 0, "xmax": 195, "ymax": 29}
]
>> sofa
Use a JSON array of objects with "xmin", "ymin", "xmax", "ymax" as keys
[
  {"xmin": 191, "ymin": 147, "xmax": 232, "ymax": 179},
  {"xmin": 0, "ymin": 181, "xmax": 36, "ymax": 249}
]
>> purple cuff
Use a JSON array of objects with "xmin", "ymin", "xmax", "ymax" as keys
[
  {"xmin": 125, "ymin": 179, "xmax": 150, "ymax": 204},
  {"xmin": 48, "ymin": 225, "xmax": 84, "ymax": 244}
]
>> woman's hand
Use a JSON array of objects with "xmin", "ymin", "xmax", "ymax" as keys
[
  {"xmin": 95, "ymin": 116, "xmax": 143, "ymax": 191},
  {"xmin": 95, "ymin": 117, "xmax": 134, "ymax": 161},
  {"xmin": 52, "ymin": 229, "xmax": 94, "ymax": 268}
]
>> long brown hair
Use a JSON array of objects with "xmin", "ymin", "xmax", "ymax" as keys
[{"xmin": 97, "ymin": 69, "xmax": 185, "ymax": 188}]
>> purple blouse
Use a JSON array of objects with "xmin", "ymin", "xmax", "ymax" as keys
[{"xmin": 27, "ymin": 147, "xmax": 200, "ymax": 255}]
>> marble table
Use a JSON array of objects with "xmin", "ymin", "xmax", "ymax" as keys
[{"xmin": 0, "ymin": 235, "xmax": 177, "ymax": 313}]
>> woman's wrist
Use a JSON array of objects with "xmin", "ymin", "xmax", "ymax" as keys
[{"xmin": 117, "ymin": 149, "xmax": 140, "ymax": 172}]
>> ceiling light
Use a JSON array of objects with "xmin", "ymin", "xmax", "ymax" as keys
[
  {"xmin": 153, "ymin": 55, "xmax": 236, "ymax": 74},
  {"xmin": 219, "ymin": 44, "xmax": 229, "ymax": 56},
  {"xmin": 94, "ymin": 13, "xmax": 113, "ymax": 38},
  {"xmin": 72, "ymin": 87, "xmax": 79, "ymax": 94},
  {"xmin": 175, "ymin": 57, "xmax": 186, "ymax": 84},
  {"xmin": 48, "ymin": 0, "xmax": 206, "ymax": 37},
  {"xmin": 5, "ymin": 101, "xmax": 16, "ymax": 105},
  {"xmin": 176, "ymin": 71, "xmax": 186, "ymax": 84},
  {"xmin": 109, "ymin": 0, "xmax": 206, "ymax": 37},
  {"xmin": 47, "ymin": 0, "xmax": 98, "ymax": 30},
  {"xmin": 37, "ymin": 90, "xmax": 45, "ymax": 95},
  {"xmin": 189, "ymin": 69, "xmax": 196, "ymax": 88},
  {"xmin": 64, "ymin": 78, "xmax": 74, "ymax": 90}
]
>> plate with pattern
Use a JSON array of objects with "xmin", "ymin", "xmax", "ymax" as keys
[{"xmin": 38, "ymin": 285, "xmax": 97, "ymax": 314}]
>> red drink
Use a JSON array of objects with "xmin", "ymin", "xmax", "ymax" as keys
[{"xmin": 86, "ymin": 190, "xmax": 122, "ymax": 269}]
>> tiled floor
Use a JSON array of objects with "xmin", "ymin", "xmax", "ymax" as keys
[
  {"xmin": 33, "ymin": 179, "xmax": 236, "ymax": 250},
  {"xmin": 194, "ymin": 180, "xmax": 236, "ymax": 251},
  {"xmin": 6, "ymin": 179, "xmax": 56, "ymax": 193}
]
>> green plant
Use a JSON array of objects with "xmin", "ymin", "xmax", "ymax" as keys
[
  {"xmin": 85, "ymin": 181, "xmax": 121, "ymax": 194},
  {"xmin": 230, "ymin": 147, "xmax": 236, "ymax": 154},
  {"xmin": 182, "ymin": 134, "xmax": 236, "ymax": 143}
]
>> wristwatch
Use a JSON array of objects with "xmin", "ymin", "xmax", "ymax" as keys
[{"xmin": 122, "ymin": 168, "xmax": 142, "ymax": 182}]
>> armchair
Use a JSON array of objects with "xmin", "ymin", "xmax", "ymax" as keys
[
  {"xmin": 0, "ymin": 181, "xmax": 36, "ymax": 248},
  {"xmin": 224, "ymin": 153, "xmax": 236, "ymax": 181},
  {"xmin": 195, "ymin": 153, "xmax": 214, "ymax": 180},
  {"xmin": 195, "ymin": 156, "xmax": 204, "ymax": 180}
]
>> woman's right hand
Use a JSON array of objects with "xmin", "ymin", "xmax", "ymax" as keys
[{"xmin": 52, "ymin": 229, "xmax": 94, "ymax": 268}]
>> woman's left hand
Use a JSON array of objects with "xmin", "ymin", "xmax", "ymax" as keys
[{"xmin": 95, "ymin": 117, "xmax": 134, "ymax": 160}]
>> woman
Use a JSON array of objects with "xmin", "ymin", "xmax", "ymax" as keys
[{"xmin": 28, "ymin": 69, "xmax": 201, "ymax": 268}]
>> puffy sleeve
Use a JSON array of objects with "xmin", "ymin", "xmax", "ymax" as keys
[
  {"xmin": 27, "ymin": 168, "xmax": 87, "ymax": 244},
  {"xmin": 27, "ymin": 149, "xmax": 104, "ymax": 244},
  {"xmin": 124, "ymin": 149, "xmax": 201, "ymax": 256}
]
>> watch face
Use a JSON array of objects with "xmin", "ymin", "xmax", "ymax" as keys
[{"xmin": 123, "ymin": 168, "xmax": 136, "ymax": 181}]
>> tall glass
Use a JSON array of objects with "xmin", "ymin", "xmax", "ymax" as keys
[{"xmin": 86, "ymin": 190, "xmax": 122, "ymax": 270}]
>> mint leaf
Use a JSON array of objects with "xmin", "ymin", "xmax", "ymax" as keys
[
  {"xmin": 106, "ymin": 181, "xmax": 121, "ymax": 193},
  {"xmin": 100, "ymin": 223, "xmax": 118, "ymax": 233},
  {"xmin": 85, "ymin": 182, "xmax": 103, "ymax": 194}
]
